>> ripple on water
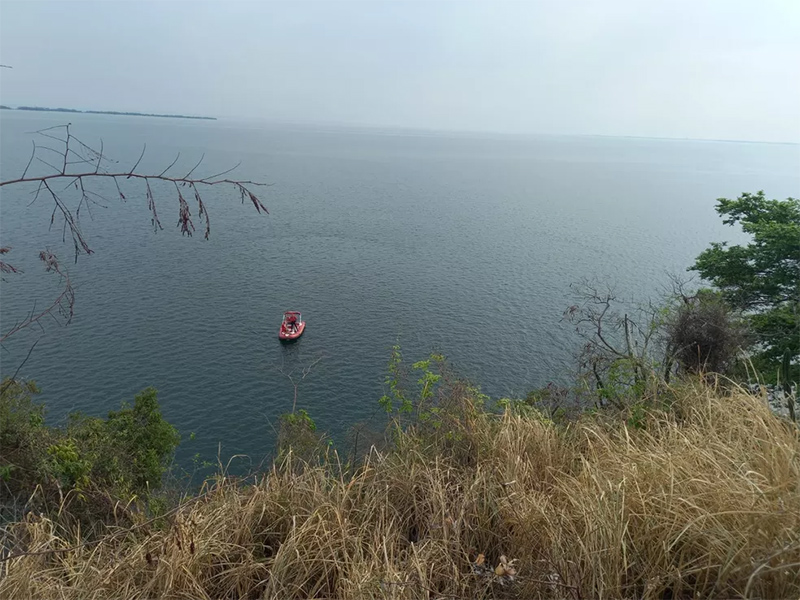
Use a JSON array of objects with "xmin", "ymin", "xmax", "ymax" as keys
[{"xmin": 2, "ymin": 112, "xmax": 798, "ymax": 469}]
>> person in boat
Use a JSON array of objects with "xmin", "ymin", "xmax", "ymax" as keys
[{"xmin": 286, "ymin": 314, "xmax": 298, "ymax": 333}]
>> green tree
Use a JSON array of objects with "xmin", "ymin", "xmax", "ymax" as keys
[
  {"xmin": 72, "ymin": 387, "xmax": 180, "ymax": 496},
  {"xmin": 1, "ymin": 381, "xmax": 178, "ymax": 513},
  {"xmin": 690, "ymin": 192, "xmax": 799, "ymax": 366}
]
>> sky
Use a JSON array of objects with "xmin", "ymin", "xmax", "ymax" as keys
[{"xmin": 0, "ymin": 0, "xmax": 798, "ymax": 142}]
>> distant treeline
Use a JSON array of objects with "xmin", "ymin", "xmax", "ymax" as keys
[{"xmin": 2, "ymin": 105, "xmax": 216, "ymax": 120}]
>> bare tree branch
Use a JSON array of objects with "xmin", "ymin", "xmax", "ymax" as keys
[
  {"xmin": 20, "ymin": 141, "xmax": 36, "ymax": 179},
  {"xmin": 0, "ymin": 169, "xmax": 268, "ymax": 191},
  {"xmin": 35, "ymin": 156, "xmax": 62, "ymax": 174},
  {"xmin": 113, "ymin": 176, "xmax": 126, "ymax": 201},
  {"xmin": 127, "ymin": 143, "xmax": 146, "ymax": 176},
  {"xmin": 1, "ymin": 125, "xmax": 270, "ymax": 341},
  {"xmin": 1, "ymin": 125, "xmax": 268, "ymax": 260},
  {"xmin": 158, "ymin": 152, "xmax": 181, "ymax": 177},
  {"xmin": 0, "ymin": 339, "xmax": 41, "ymax": 395},
  {"xmin": 0, "ymin": 251, "xmax": 74, "ymax": 343},
  {"xmin": 42, "ymin": 180, "xmax": 92, "ymax": 259},
  {"xmin": 192, "ymin": 183, "xmax": 210, "ymax": 239},
  {"xmin": 184, "ymin": 153, "xmax": 205, "ymax": 179},
  {"xmin": 0, "ymin": 247, "xmax": 22, "ymax": 277},
  {"xmin": 145, "ymin": 179, "xmax": 162, "ymax": 232},
  {"xmin": 563, "ymin": 279, "xmax": 673, "ymax": 407},
  {"xmin": 278, "ymin": 355, "xmax": 325, "ymax": 414}
]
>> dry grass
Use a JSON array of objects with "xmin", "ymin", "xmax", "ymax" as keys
[{"xmin": 2, "ymin": 382, "xmax": 799, "ymax": 599}]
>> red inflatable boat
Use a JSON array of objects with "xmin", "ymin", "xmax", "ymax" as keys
[{"xmin": 279, "ymin": 311, "xmax": 305, "ymax": 340}]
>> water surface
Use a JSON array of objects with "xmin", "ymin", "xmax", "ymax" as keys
[{"xmin": 2, "ymin": 110, "xmax": 798, "ymax": 467}]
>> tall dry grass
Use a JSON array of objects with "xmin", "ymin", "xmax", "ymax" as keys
[{"xmin": 2, "ymin": 382, "xmax": 799, "ymax": 599}]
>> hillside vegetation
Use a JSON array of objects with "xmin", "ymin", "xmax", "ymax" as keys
[
  {"xmin": 2, "ymin": 378, "xmax": 798, "ymax": 599},
  {"xmin": 1, "ymin": 189, "xmax": 797, "ymax": 599}
]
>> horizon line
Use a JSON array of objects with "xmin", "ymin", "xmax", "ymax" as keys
[{"xmin": 2, "ymin": 103, "xmax": 798, "ymax": 146}]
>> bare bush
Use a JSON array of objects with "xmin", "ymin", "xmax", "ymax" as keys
[
  {"xmin": 563, "ymin": 280, "xmax": 668, "ymax": 408},
  {"xmin": 666, "ymin": 290, "xmax": 746, "ymax": 374}
]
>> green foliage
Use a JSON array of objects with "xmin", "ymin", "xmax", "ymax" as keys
[
  {"xmin": 376, "ymin": 349, "xmax": 492, "ymax": 465},
  {"xmin": 690, "ymin": 192, "xmax": 799, "ymax": 365},
  {"xmin": 60, "ymin": 387, "xmax": 181, "ymax": 499},
  {"xmin": 1, "ymin": 379, "xmax": 49, "ymax": 494},
  {"xmin": 47, "ymin": 439, "xmax": 91, "ymax": 489},
  {"xmin": 0, "ymin": 379, "xmax": 44, "ymax": 446},
  {"xmin": 281, "ymin": 408, "xmax": 317, "ymax": 431},
  {"xmin": 525, "ymin": 383, "xmax": 566, "ymax": 406},
  {"xmin": 413, "ymin": 358, "xmax": 442, "ymax": 410},
  {"xmin": 599, "ymin": 357, "xmax": 649, "ymax": 405},
  {"xmin": 100, "ymin": 387, "xmax": 180, "ymax": 494},
  {"xmin": 378, "ymin": 345, "xmax": 411, "ymax": 415},
  {"xmin": 500, "ymin": 396, "xmax": 557, "ymax": 424},
  {"xmin": 379, "ymin": 348, "xmax": 446, "ymax": 423},
  {"xmin": 1, "ymin": 380, "xmax": 179, "ymax": 515},
  {"xmin": 277, "ymin": 409, "xmax": 327, "ymax": 465},
  {"xmin": 626, "ymin": 402, "xmax": 648, "ymax": 430}
]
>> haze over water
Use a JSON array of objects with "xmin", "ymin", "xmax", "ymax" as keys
[{"xmin": 1, "ymin": 109, "xmax": 798, "ymax": 467}]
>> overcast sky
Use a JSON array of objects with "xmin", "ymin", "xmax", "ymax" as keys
[{"xmin": 1, "ymin": 0, "xmax": 798, "ymax": 142}]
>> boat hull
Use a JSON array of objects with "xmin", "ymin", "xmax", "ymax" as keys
[{"xmin": 279, "ymin": 321, "xmax": 306, "ymax": 341}]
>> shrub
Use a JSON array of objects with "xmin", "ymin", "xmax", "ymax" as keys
[
  {"xmin": 277, "ymin": 409, "xmax": 328, "ymax": 466},
  {"xmin": 3, "ymin": 381, "xmax": 799, "ymax": 600},
  {"xmin": 666, "ymin": 290, "xmax": 745, "ymax": 374},
  {"xmin": 1, "ymin": 381, "xmax": 179, "ymax": 519},
  {"xmin": 0, "ymin": 379, "xmax": 49, "ymax": 507},
  {"xmin": 84, "ymin": 386, "xmax": 180, "ymax": 496}
]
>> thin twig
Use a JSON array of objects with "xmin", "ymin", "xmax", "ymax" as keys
[
  {"xmin": 158, "ymin": 152, "xmax": 181, "ymax": 177},
  {"xmin": 127, "ymin": 143, "xmax": 146, "ymax": 176},
  {"xmin": 202, "ymin": 161, "xmax": 242, "ymax": 182},
  {"xmin": 0, "ymin": 251, "xmax": 74, "ymax": 343},
  {"xmin": 0, "ymin": 339, "xmax": 40, "ymax": 394},
  {"xmin": 184, "ymin": 153, "xmax": 205, "ymax": 179},
  {"xmin": 20, "ymin": 141, "xmax": 36, "ymax": 179}
]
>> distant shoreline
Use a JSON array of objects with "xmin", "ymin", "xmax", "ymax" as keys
[{"xmin": 0, "ymin": 105, "xmax": 216, "ymax": 121}]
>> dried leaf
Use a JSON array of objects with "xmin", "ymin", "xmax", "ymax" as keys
[{"xmin": 475, "ymin": 553, "xmax": 485, "ymax": 566}]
